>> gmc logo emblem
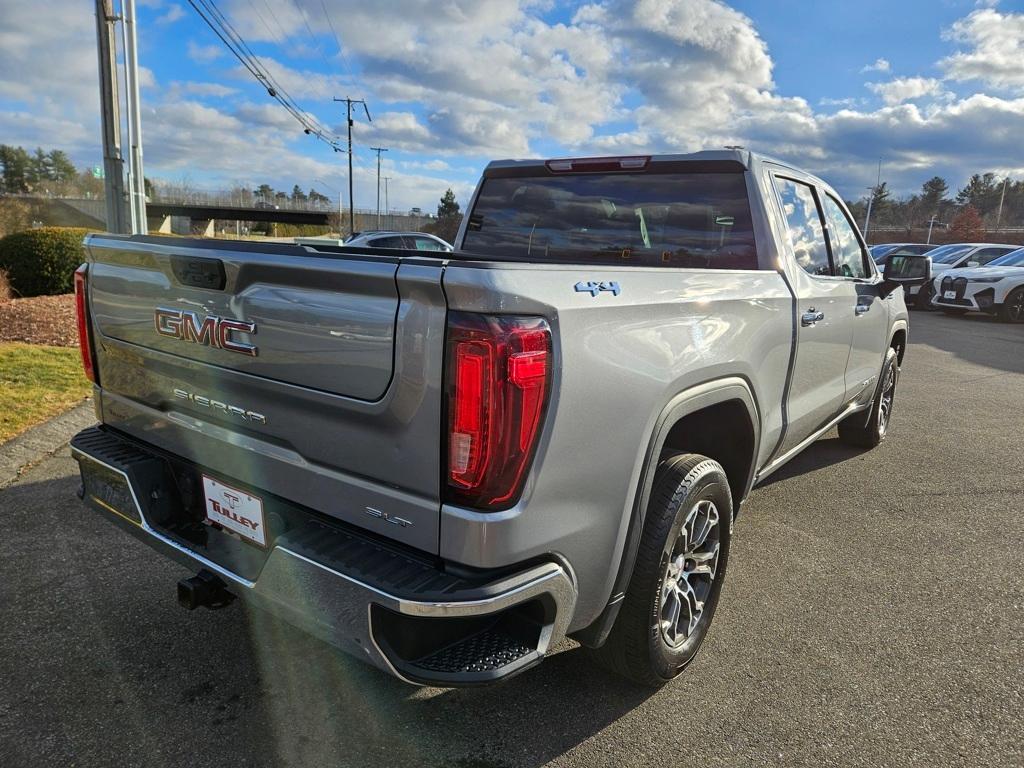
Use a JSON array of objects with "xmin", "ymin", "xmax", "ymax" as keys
[{"xmin": 154, "ymin": 307, "xmax": 257, "ymax": 356}]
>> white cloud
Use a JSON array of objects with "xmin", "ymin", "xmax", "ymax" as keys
[
  {"xmin": 187, "ymin": 41, "xmax": 223, "ymax": 63},
  {"xmin": 156, "ymin": 4, "xmax": 185, "ymax": 24},
  {"xmin": 860, "ymin": 58, "xmax": 891, "ymax": 73},
  {"xmin": 4, "ymin": 0, "xmax": 1024, "ymax": 210},
  {"xmin": 168, "ymin": 81, "xmax": 240, "ymax": 98},
  {"xmin": 940, "ymin": 8, "xmax": 1024, "ymax": 89},
  {"xmin": 867, "ymin": 77, "xmax": 944, "ymax": 105}
]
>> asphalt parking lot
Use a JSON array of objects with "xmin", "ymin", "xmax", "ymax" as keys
[{"xmin": 1, "ymin": 311, "xmax": 1021, "ymax": 768}]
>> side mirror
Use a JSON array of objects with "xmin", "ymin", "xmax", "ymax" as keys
[{"xmin": 883, "ymin": 253, "xmax": 932, "ymax": 293}]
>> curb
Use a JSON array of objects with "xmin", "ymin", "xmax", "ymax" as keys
[{"xmin": 0, "ymin": 400, "xmax": 96, "ymax": 488}]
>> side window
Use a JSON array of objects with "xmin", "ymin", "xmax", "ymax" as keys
[
  {"xmin": 972, "ymin": 247, "xmax": 1012, "ymax": 266},
  {"xmin": 370, "ymin": 236, "xmax": 407, "ymax": 249},
  {"xmin": 775, "ymin": 178, "xmax": 831, "ymax": 276},
  {"xmin": 412, "ymin": 236, "xmax": 445, "ymax": 251},
  {"xmin": 822, "ymin": 195, "xmax": 869, "ymax": 278}
]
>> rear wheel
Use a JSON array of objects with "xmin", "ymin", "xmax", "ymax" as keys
[
  {"xmin": 998, "ymin": 287, "xmax": 1024, "ymax": 323},
  {"xmin": 838, "ymin": 348, "xmax": 898, "ymax": 449},
  {"xmin": 589, "ymin": 454, "xmax": 731, "ymax": 687}
]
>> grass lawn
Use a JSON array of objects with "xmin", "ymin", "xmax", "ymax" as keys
[{"xmin": 0, "ymin": 342, "xmax": 91, "ymax": 442}]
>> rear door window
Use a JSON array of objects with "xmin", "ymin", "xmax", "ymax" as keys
[
  {"xmin": 369, "ymin": 236, "xmax": 408, "ymax": 249},
  {"xmin": 775, "ymin": 178, "xmax": 831, "ymax": 276},
  {"xmin": 462, "ymin": 170, "xmax": 759, "ymax": 269},
  {"xmin": 821, "ymin": 195, "xmax": 869, "ymax": 278},
  {"xmin": 411, "ymin": 236, "xmax": 447, "ymax": 251}
]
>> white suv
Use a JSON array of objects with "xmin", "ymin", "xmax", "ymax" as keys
[{"xmin": 931, "ymin": 248, "xmax": 1024, "ymax": 322}]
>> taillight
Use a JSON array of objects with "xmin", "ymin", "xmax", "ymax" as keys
[
  {"xmin": 74, "ymin": 264, "xmax": 96, "ymax": 383},
  {"xmin": 445, "ymin": 313, "xmax": 552, "ymax": 510}
]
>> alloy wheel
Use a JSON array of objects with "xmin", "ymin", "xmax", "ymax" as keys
[
  {"xmin": 659, "ymin": 499, "xmax": 721, "ymax": 648},
  {"xmin": 878, "ymin": 362, "xmax": 897, "ymax": 436}
]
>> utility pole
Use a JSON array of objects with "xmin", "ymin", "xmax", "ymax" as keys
[
  {"xmin": 121, "ymin": 0, "xmax": 147, "ymax": 234},
  {"xmin": 926, "ymin": 215, "xmax": 939, "ymax": 244},
  {"xmin": 94, "ymin": 0, "xmax": 127, "ymax": 234},
  {"xmin": 370, "ymin": 146, "xmax": 388, "ymax": 228},
  {"xmin": 995, "ymin": 177, "xmax": 1008, "ymax": 232},
  {"xmin": 383, "ymin": 176, "xmax": 391, "ymax": 228},
  {"xmin": 333, "ymin": 97, "xmax": 370, "ymax": 234}
]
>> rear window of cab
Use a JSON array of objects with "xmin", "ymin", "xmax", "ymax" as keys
[{"xmin": 461, "ymin": 170, "xmax": 759, "ymax": 269}]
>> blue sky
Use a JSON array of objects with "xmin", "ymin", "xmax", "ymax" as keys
[{"xmin": 1, "ymin": 0, "xmax": 1022, "ymax": 212}]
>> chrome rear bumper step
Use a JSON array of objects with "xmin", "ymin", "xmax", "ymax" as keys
[{"xmin": 71, "ymin": 426, "xmax": 576, "ymax": 686}]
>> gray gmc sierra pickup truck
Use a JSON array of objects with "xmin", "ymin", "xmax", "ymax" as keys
[{"xmin": 70, "ymin": 149, "xmax": 930, "ymax": 687}]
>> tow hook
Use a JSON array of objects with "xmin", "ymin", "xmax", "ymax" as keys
[{"xmin": 177, "ymin": 570, "xmax": 236, "ymax": 611}]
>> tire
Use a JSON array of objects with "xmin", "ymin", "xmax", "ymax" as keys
[
  {"xmin": 589, "ymin": 453, "xmax": 732, "ymax": 687},
  {"xmin": 838, "ymin": 347, "xmax": 898, "ymax": 449},
  {"xmin": 997, "ymin": 287, "xmax": 1024, "ymax": 323},
  {"xmin": 917, "ymin": 282, "xmax": 936, "ymax": 311}
]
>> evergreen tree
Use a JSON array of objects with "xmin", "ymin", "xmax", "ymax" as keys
[
  {"xmin": 431, "ymin": 188, "xmax": 462, "ymax": 244},
  {"xmin": 920, "ymin": 176, "xmax": 948, "ymax": 211},
  {"xmin": 0, "ymin": 145, "xmax": 31, "ymax": 193},
  {"xmin": 437, "ymin": 188, "xmax": 460, "ymax": 219},
  {"xmin": 48, "ymin": 150, "xmax": 77, "ymax": 183}
]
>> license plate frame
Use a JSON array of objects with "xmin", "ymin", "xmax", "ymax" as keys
[{"xmin": 201, "ymin": 475, "xmax": 267, "ymax": 548}]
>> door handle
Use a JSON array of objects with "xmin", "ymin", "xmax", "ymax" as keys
[
  {"xmin": 801, "ymin": 309, "xmax": 825, "ymax": 327},
  {"xmin": 855, "ymin": 303, "xmax": 871, "ymax": 315}
]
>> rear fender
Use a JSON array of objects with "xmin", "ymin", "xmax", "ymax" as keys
[{"xmin": 572, "ymin": 377, "xmax": 759, "ymax": 647}]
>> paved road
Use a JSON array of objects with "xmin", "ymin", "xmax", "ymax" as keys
[{"xmin": 1, "ymin": 312, "xmax": 1021, "ymax": 768}]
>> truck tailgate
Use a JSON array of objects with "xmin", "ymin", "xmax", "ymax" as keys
[{"xmin": 83, "ymin": 234, "xmax": 447, "ymax": 553}]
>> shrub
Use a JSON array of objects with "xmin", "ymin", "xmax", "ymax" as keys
[
  {"xmin": 0, "ymin": 227, "xmax": 91, "ymax": 297},
  {"xmin": 0, "ymin": 198, "xmax": 32, "ymax": 238},
  {"xmin": 0, "ymin": 268, "xmax": 12, "ymax": 300}
]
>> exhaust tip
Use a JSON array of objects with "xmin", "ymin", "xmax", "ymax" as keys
[{"xmin": 177, "ymin": 570, "xmax": 235, "ymax": 611}]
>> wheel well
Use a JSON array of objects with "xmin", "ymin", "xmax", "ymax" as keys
[
  {"xmin": 659, "ymin": 400, "xmax": 755, "ymax": 506},
  {"xmin": 891, "ymin": 329, "xmax": 906, "ymax": 366}
]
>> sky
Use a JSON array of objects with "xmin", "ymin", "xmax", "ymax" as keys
[{"xmin": 0, "ymin": 0, "xmax": 1022, "ymax": 213}]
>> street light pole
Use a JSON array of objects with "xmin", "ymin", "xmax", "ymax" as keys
[
  {"xmin": 863, "ymin": 186, "xmax": 875, "ymax": 241},
  {"xmin": 926, "ymin": 215, "xmax": 939, "ymax": 245},
  {"xmin": 995, "ymin": 177, "xmax": 1008, "ymax": 232}
]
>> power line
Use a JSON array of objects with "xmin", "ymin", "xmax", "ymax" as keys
[
  {"xmin": 186, "ymin": 0, "xmax": 340, "ymax": 148},
  {"xmin": 317, "ymin": 0, "xmax": 355, "ymax": 80}
]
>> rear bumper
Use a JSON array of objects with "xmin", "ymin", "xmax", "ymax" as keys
[{"xmin": 71, "ymin": 426, "xmax": 576, "ymax": 686}]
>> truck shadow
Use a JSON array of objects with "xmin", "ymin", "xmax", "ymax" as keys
[
  {"xmin": 0, "ymin": 471, "xmax": 659, "ymax": 768},
  {"xmin": 236, "ymin": 605, "xmax": 658, "ymax": 768},
  {"xmin": 755, "ymin": 436, "xmax": 861, "ymax": 488}
]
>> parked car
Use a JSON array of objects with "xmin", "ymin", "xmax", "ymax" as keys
[
  {"xmin": 930, "ymin": 247, "xmax": 1024, "ymax": 322},
  {"xmin": 344, "ymin": 230, "xmax": 453, "ymax": 252},
  {"xmin": 870, "ymin": 243, "xmax": 935, "ymax": 265},
  {"xmin": 912, "ymin": 242, "xmax": 1018, "ymax": 309},
  {"xmin": 70, "ymin": 149, "xmax": 929, "ymax": 687}
]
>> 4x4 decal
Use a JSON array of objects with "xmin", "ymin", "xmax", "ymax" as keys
[{"xmin": 574, "ymin": 280, "xmax": 621, "ymax": 297}]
